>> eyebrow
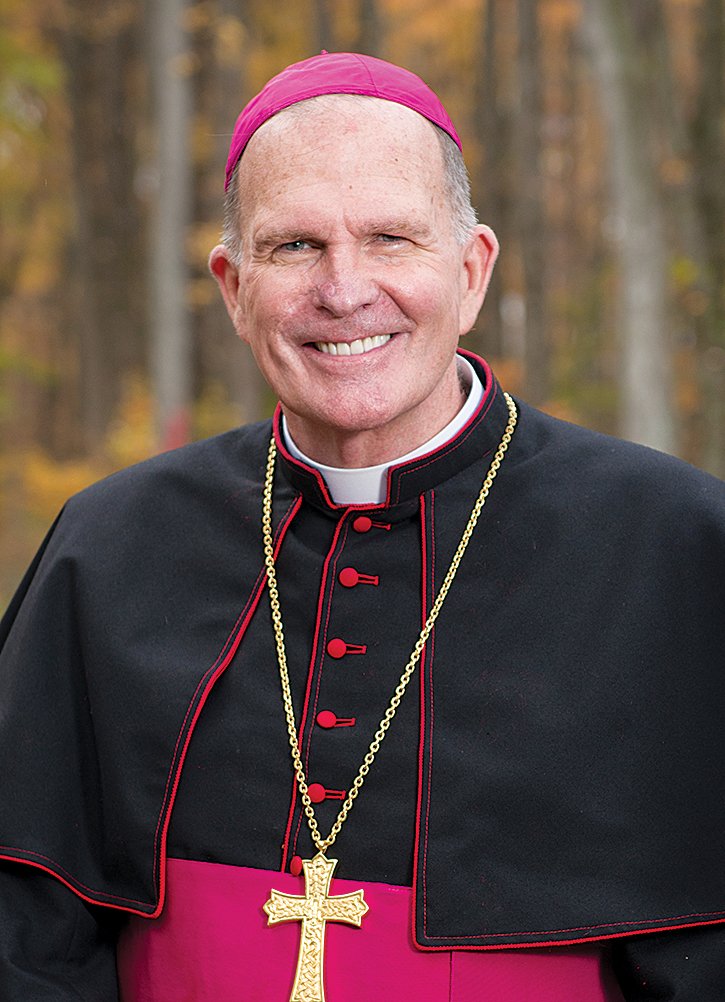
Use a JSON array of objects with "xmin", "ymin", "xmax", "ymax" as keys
[
  {"xmin": 369, "ymin": 217, "xmax": 434, "ymax": 240},
  {"xmin": 253, "ymin": 218, "xmax": 434, "ymax": 252},
  {"xmin": 252, "ymin": 229, "xmax": 311, "ymax": 253}
]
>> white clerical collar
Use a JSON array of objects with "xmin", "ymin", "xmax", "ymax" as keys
[{"xmin": 282, "ymin": 356, "xmax": 484, "ymax": 505}]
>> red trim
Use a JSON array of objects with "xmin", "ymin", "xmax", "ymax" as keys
[
  {"xmin": 458, "ymin": 347, "xmax": 494, "ymax": 386},
  {"xmin": 421, "ymin": 492, "xmax": 437, "ymax": 938},
  {"xmin": 273, "ymin": 405, "xmax": 341, "ymax": 510},
  {"xmin": 1, "ymin": 495, "xmax": 303, "ymax": 918},
  {"xmin": 411, "ymin": 491, "xmax": 431, "ymax": 949},
  {"xmin": 390, "ymin": 359, "xmax": 498, "ymax": 506},
  {"xmin": 150, "ymin": 494, "xmax": 302, "ymax": 917},
  {"xmin": 0, "ymin": 852, "xmax": 153, "ymax": 916},
  {"xmin": 412, "ymin": 914, "xmax": 725, "ymax": 952}
]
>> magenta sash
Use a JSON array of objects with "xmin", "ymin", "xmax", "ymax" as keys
[{"xmin": 117, "ymin": 858, "xmax": 623, "ymax": 1001}]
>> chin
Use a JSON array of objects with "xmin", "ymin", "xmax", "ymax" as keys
[{"xmin": 315, "ymin": 404, "xmax": 407, "ymax": 436}]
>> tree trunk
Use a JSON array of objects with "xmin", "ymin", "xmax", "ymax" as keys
[
  {"xmin": 313, "ymin": 0, "xmax": 335, "ymax": 52},
  {"xmin": 580, "ymin": 0, "xmax": 676, "ymax": 454},
  {"xmin": 516, "ymin": 0, "xmax": 548, "ymax": 404},
  {"xmin": 58, "ymin": 0, "xmax": 146, "ymax": 455},
  {"xmin": 471, "ymin": 0, "xmax": 510, "ymax": 360},
  {"xmin": 149, "ymin": 0, "xmax": 193, "ymax": 450},
  {"xmin": 354, "ymin": 0, "xmax": 381, "ymax": 56},
  {"xmin": 692, "ymin": 0, "xmax": 725, "ymax": 477},
  {"xmin": 215, "ymin": 0, "xmax": 268, "ymax": 425}
]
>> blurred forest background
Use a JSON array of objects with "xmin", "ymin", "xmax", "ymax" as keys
[{"xmin": 1, "ymin": 0, "xmax": 724, "ymax": 606}]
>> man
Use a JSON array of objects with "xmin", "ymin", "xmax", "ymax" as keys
[{"xmin": 1, "ymin": 51, "xmax": 725, "ymax": 1001}]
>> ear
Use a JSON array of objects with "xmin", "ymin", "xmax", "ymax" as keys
[
  {"xmin": 209, "ymin": 244, "xmax": 248, "ymax": 340},
  {"xmin": 458, "ymin": 224, "xmax": 499, "ymax": 336}
]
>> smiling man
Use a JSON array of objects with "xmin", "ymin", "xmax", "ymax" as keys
[
  {"xmin": 210, "ymin": 88, "xmax": 496, "ymax": 471},
  {"xmin": 2, "ymin": 52, "xmax": 725, "ymax": 1002}
]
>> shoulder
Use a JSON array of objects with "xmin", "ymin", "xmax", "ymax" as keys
[
  {"xmin": 47, "ymin": 421, "xmax": 273, "ymax": 563},
  {"xmin": 515, "ymin": 399, "xmax": 722, "ymax": 489},
  {"xmin": 511, "ymin": 400, "xmax": 724, "ymax": 530},
  {"xmin": 65, "ymin": 421, "xmax": 271, "ymax": 519}
]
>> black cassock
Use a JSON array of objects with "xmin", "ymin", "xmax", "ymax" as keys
[{"xmin": 1, "ymin": 353, "xmax": 725, "ymax": 998}]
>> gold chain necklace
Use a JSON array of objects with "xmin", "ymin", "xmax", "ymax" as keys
[{"xmin": 262, "ymin": 392, "xmax": 517, "ymax": 1002}]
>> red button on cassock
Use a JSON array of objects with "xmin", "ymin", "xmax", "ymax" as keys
[
  {"xmin": 316, "ymin": 710, "xmax": 356, "ymax": 729},
  {"xmin": 307, "ymin": 783, "xmax": 327, "ymax": 803},
  {"xmin": 326, "ymin": 638, "xmax": 367, "ymax": 658},
  {"xmin": 327, "ymin": 638, "xmax": 348, "ymax": 659},
  {"xmin": 352, "ymin": 516, "xmax": 372, "ymax": 533},
  {"xmin": 338, "ymin": 567, "xmax": 359, "ymax": 588},
  {"xmin": 290, "ymin": 855, "xmax": 303, "ymax": 876},
  {"xmin": 339, "ymin": 567, "xmax": 378, "ymax": 588}
]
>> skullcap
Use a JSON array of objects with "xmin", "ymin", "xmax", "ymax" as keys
[{"xmin": 224, "ymin": 51, "xmax": 461, "ymax": 190}]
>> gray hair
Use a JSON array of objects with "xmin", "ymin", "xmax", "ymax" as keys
[{"xmin": 222, "ymin": 96, "xmax": 478, "ymax": 264}]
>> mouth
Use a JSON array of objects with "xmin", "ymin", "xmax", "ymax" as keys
[{"xmin": 312, "ymin": 334, "xmax": 392, "ymax": 356}]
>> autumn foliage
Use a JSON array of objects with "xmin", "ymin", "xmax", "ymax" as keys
[{"xmin": 1, "ymin": 0, "xmax": 723, "ymax": 607}]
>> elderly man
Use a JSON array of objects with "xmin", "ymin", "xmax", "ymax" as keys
[{"xmin": 1, "ymin": 52, "xmax": 725, "ymax": 1002}]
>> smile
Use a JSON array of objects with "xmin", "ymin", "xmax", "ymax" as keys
[{"xmin": 313, "ymin": 334, "xmax": 392, "ymax": 356}]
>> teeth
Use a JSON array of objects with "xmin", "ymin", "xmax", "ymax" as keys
[{"xmin": 315, "ymin": 334, "xmax": 391, "ymax": 356}]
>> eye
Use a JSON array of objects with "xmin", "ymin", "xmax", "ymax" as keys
[
  {"xmin": 278, "ymin": 239, "xmax": 312, "ymax": 253},
  {"xmin": 377, "ymin": 233, "xmax": 406, "ymax": 244}
]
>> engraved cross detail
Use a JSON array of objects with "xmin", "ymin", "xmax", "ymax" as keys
[{"xmin": 264, "ymin": 854, "xmax": 369, "ymax": 1002}]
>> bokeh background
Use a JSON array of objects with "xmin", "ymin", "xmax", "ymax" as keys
[{"xmin": 1, "ymin": 0, "xmax": 724, "ymax": 606}]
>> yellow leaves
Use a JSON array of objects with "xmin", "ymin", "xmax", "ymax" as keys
[
  {"xmin": 105, "ymin": 376, "xmax": 157, "ymax": 469},
  {"xmin": 6, "ymin": 376, "xmax": 154, "ymax": 531},
  {"xmin": 182, "ymin": 3, "xmax": 215, "ymax": 33},
  {"xmin": 187, "ymin": 277, "xmax": 217, "ymax": 308},
  {"xmin": 3, "ymin": 372, "xmax": 242, "ymax": 537},
  {"xmin": 671, "ymin": 255, "xmax": 700, "ymax": 288},
  {"xmin": 195, "ymin": 380, "xmax": 241, "ymax": 440},
  {"xmin": 15, "ymin": 249, "xmax": 58, "ymax": 296},
  {"xmin": 20, "ymin": 449, "xmax": 106, "ymax": 522}
]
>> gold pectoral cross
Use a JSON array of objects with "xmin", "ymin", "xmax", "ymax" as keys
[{"xmin": 264, "ymin": 854, "xmax": 369, "ymax": 1002}]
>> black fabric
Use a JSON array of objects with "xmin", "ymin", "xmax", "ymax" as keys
[
  {"xmin": 167, "ymin": 476, "xmax": 423, "ymax": 885},
  {"xmin": 0, "ymin": 863, "xmax": 121, "ymax": 1001},
  {"xmin": 413, "ymin": 397, "xmax": 725, "ymax": 946},
  {"xmin": 1, "ymin": 354, "xmax": 724, "ymax": 960},
  {"xmin": 0, "ymin": 423, "xmax": 298, "ymax": 912},
  {"xmin": 611, "ymin": 926, "xmax": 725, "ymax": 1000}
]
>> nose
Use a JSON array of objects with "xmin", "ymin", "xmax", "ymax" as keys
[{"xmin": 311, "ymin": 248, "xmax": 380, "ymax": 317}]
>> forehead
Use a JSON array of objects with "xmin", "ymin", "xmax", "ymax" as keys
[{"xmin": 236, "ymin": 96, "xmax": 447, "ymax": 221}]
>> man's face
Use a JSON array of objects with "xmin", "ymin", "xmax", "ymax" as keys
[{"xmin": 211, "ymin": 97, "xmax": 497, "ymax": 466}]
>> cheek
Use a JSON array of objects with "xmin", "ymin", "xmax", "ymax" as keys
[
  {"xmin": 236, "ymin": 268, "xmax": 268, "ymax": 319},
  {"xmin": 403, "ymin": 284, "xmax": 461, "ymax": 342},
  {"xmin": 239, "ymin": 270, "xmax": 312, "ymax": 329},
  {"xmin": 389, "ymin": 264, "xmax": 461, "ymax": 319}
]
